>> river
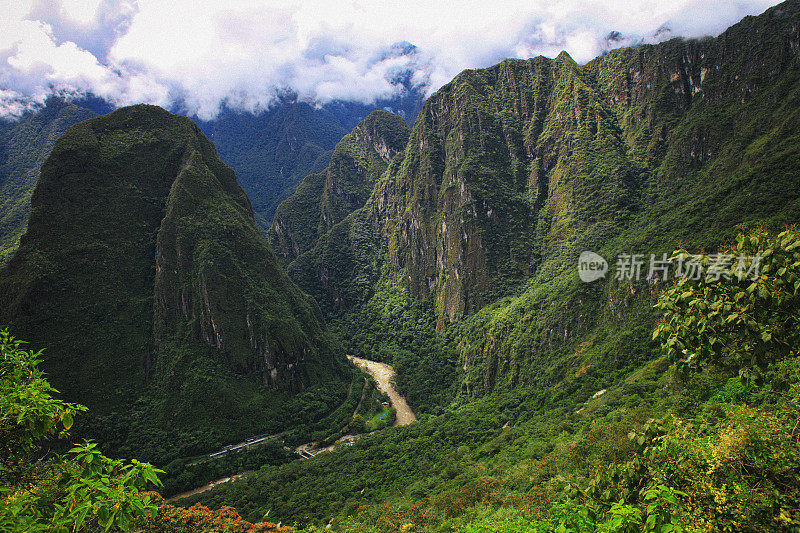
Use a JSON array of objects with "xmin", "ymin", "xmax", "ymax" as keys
[{"xmin": 167, "ymin": 356, "xmax": 415, "ymax": 501}]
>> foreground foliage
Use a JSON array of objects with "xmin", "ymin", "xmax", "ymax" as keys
[
  {"xmin": 0, "ymin": 330, "xmax": 163, "ymax": 531},
  {"xmin": 655, "ymin": 228, "xmax": 800, "ymax": 377},
  {"xmin": 140, "ymin": 493, "xmax": 291, "ymax": 533}
]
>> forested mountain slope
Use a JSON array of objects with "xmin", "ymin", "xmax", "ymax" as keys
[
  {"xmin": 196, "ymin": 103, "xmax": 351, "ymax": 231},
  {"xmin": 0, "ymin": 93, "xmax": 425, "ymax": 268},
  {"xmin": 273, "ymin": 0, "xmax": 800, "ymax": 408},
  {"xmin": 196, "ymin": 91, "xmax": 424, "ymax": 231},
  {"xmin": 189, "ymin": 4, "xmax": 800, "ymax": 528},
  {"xmin": 0, "ymin": 99, "xmax": 96, "ymax": 266},
  {"xmin": 0, "ymin": 105, "xmax": 350, "ymax": 461}
]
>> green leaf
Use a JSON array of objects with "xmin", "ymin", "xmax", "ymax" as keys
[{"xmin": 61, "ymin": 412, "xmax": 73, "ymax": 431}]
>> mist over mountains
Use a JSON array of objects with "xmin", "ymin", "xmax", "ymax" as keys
[
  {"xmin": 1, "ymin": 0, "xmax": 783, "ymax": 120},
  {"xmin": 0, "ymin": 86, "xmax": 425, "ymax": 267}
]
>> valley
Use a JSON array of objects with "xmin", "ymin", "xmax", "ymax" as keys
[
  {"xmin": 165, "ymin": 355, "xmax": 415, "ymax": 503},
  {"xmin": 2, "ymin": 1, "xmax": 800, "ymax": 531}
]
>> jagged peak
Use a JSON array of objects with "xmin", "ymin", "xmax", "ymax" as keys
[
  {"xmin": 555, "ymin": 50, "xmax": 576, "ymax": 65},
  {"xmin": 351, "ymin": 109, "xmax": 411, "ymax": 160}
]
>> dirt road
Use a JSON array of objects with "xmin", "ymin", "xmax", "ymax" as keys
[{"xmin": 166, "ymin": 473, "xmax": 246, "ymax": 502}]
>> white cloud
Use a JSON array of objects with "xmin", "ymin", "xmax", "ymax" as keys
[
  {"xmin": 0, "ymin": 88, "xmax": 42, "ymax": 119},
  {"xmin": 59, "ymin": 0, "xmax": 102, "ymax": 24},
  {"xmin": 0, "ymin": 0, "xmax": 785, "ymax": 119}
]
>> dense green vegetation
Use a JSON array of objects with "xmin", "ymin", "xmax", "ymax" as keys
[
  {"xmin": 269, "ymin": 0, "xmax": 800, "ymax": 417},
  {"xmin": 0, "ymin": 329, "xmax": 295, "ymax": 532},
  {"xmin": 196, "ymin": 102, "xmax": 349, "ymax": 230},
  {"xmin": 197, "ymin": 98, "xmax": 421, "ymax": 231},
  {"xmin": 0, "ymin": 330, "xmax": 163, "ymax": 532},
  {"xmin": 0, "ymin": 98, "xmax": 96, "ymax": 265},
  {"xmin": 172, "ymin": 2, "xmax": 800, "ymax": 530},
  {"xmin": 2, "ymin": 2, "xmax": 800, "ymax": 531},
  {"xmin": 269, "ymin": 110, "xmax": 410, "ymax": 266},
  {"xmin": 330, "ymin": 273, "xmax": 458, "ymax": 414},
  {"xmin": 0, "ymin": 105, "xmax": 350, "ymax": 464},
  {"xmin": 160, "ymin": 442, "xmax": 295, "ymax": 498},
  {"xmin": 267, "ymin": 110, "xmax": 457, "ymax": 412},
  {"xmin": 157, "ymin": 367, "xmax": 395, "ymax": 499},
  {"xmin": 0, "ymin": 97, "xmax": 421, "ymax": 271},
  {"xmin": 189, "ymin": 227, "xmax": 800, "ymax": 532}
]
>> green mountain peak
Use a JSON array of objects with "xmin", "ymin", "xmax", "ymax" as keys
[{"xmin": 0, "ymin": 104, "xmax": 348, "ymax": 456}]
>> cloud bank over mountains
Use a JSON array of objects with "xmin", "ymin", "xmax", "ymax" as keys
[{"xmin": 0, "ymin": 0, "xmax": 783, "ymax": 120}]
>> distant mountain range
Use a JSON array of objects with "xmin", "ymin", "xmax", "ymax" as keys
[{"xmin": 0, "ymin": 89, "xmax": 425, "ymax": 267}]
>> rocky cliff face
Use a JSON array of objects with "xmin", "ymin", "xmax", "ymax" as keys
[
  {"xmin": 273, "ymin": 0, "xmax": 800, "ymax": 400},
  {"xmin": 269, "ymin": 110, "xmax": 410, "ymax": 266},
  {"xmin": 0, "ymin": 105, "xmax": 347, "ymax": 435},
  {"xmin": 373, "ymin": 52, "xmax": 640, "ymax": 327},
  {"xmin": 450, "ymin": 0, "xmax": 800, "ymax": 395},
  {"xmin": 371, "ymin": 0, "xmax": 800, "ymax": 332}
]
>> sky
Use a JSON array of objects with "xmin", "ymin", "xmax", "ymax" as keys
[{"xmin": 0, "ymin": 0, "xmax": 785, "ymax": 120}]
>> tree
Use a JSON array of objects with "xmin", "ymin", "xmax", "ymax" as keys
[
  {"xmin": 0, "ymin": 330, "xmax": 163, "ymax": 532},
  {"xmin": 139, "ymin": 494, "xmax": 292, "ymax": 532},
  {"xmin": 654, "ymin": 227, "xmax": 800, "ymax": 380},
  {"xmin": 0, "ymin": 330, "xmax": 85, "ymax": 486},
  {"xmin": 350, "ymin": 414, "xmax": 367, "ymax": 434}
]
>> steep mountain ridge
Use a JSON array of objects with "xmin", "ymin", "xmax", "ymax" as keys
[
  {"xmin": 449, "ymin": 0, "xmax": 800, "ymax": 396},
  {"xmin": 0, "ymin": 105, "xmax": 349, "ymax": 457},
  {"xmin": 373, "ymin": 51, "xmax": 641, "ymax": 326},
  {"xmin": 0, "ymin": 99, "xmax": 97, "ymax": 265},
  {"xmin": 196, "ymin": 102, "xmax": 349, "ymax": 231},
  {"xmin": 269, "ymin": 110, "xmax": 410, "ymax": 265},
  {"xmin": 272, "ymin": 0, "xmax": 800, "ymax": 405}
]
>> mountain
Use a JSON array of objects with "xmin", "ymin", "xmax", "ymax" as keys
[
  {"xmin": 269, "ymin": 110, "xmax": 410, "ymax": 266},
  {"xmin": 195, "ymin": 91, "xmax": 425, "ymax": 232},
  {"xmin": 186, "ymin": 2, "xmax": 800, "ymax": 528},
  {"xmin": 0, "ymin": 99, "xmax": 97, "ymax": 266},
  {"xmin": 449, "ymin": 0, "xmax": 800, "ymax": 397},
  {"xmin": 0, "ymin": 105, "xmax": 350, "ymax": 460},
  {"xmin": 2, "ymin": 2, "xmax": 799, "ymax": 531},
  {"xmin": 273, "ymin": 0, "xmax": 800, "ymax": 405},
  {"xmin": 266, "ymin": 111, "xmax": 460, "ymax": 413},
  {"xmin": 195, "ymin": 102, "xmax": 350, "ymax": 231},
  {"xmin": 0, "ymin": 90, "xmax": 425, "ymax": 271}
]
